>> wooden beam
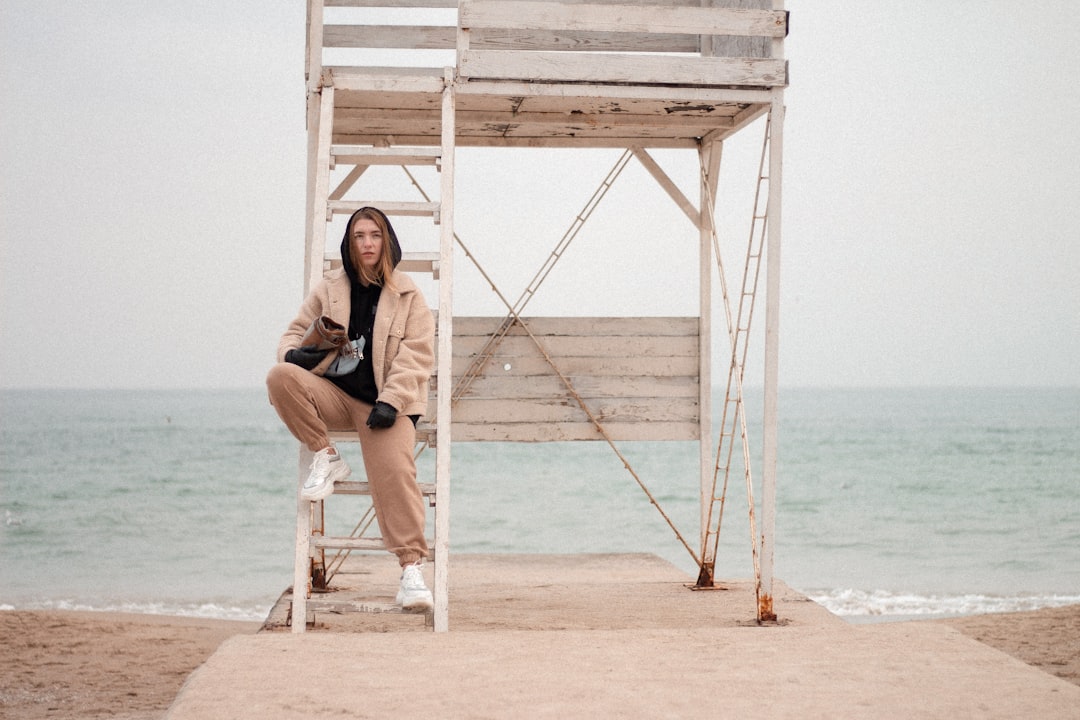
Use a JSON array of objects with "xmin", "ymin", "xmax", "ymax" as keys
[
  {"xmin": 460, "ymin": 1, "xmax": 787, "ymax": 38},
  {"xmin": 326, "ymin": 0, "xmax": 456, "ymax": 7},
  {"xmin": 631, "ymin": 147, "xmax": 700, "ymax": 227},
  {"xmin": 460, "ymin": 50, "xmax": 787, "ymax": 87}
]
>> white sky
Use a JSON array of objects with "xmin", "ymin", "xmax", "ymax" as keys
[{"xmin": 2, "ymin": 1, "xmax": 1078, "ymax": 389}]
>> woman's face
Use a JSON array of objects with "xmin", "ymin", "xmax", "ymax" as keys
[{"xmin": 351, "ymin": 216, "xmax": 383, "ymax": 271}]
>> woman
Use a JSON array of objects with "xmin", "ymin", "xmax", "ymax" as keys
[{"xmin": 266, "ymin": 206, "xmax": 436, "ymax": 612}]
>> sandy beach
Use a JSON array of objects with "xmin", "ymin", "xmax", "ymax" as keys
[
  {"xmin": 0, "ymin": 611, "xmax": 259, "ymax": 720},
  {"xmin": 2, "ymin": 556, "xmax": 1077, "ymax": 719},
  {"xmin": 2, "ymin": 606, "xmax": 1078, "ymax": 720}
]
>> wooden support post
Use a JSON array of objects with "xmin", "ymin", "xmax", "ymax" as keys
[
  {"xmin": 433, "ymin": 67, "xmax": 456, "ymax": 632},
  {"xmin": 758, "ymin": 97, "xmax": 783, "ymax": 623},
  {"xmin": 698, "ymin": 140, "xmax": 721, "ymax": 554},
  {"xmin": 306, "ymin": 85, "xmax": 334, "ymax": 296},
  {"xmin": 292, "ymin": 447, "xmax": 313, "ymax": 633}
]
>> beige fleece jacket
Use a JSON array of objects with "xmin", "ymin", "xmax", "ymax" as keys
[{"xmin": 276, "ymin": 268, "xmax": 435, "ymax": 417}]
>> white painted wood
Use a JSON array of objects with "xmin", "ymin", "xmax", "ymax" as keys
[
  {"xmin": 330, "ymin": 146, "xmax": 442, "ymax": 165},
  {"xmin": 333, "ymin": 480, "xmax": 437, "ymax": 496},
  {"xmin": 305, "ymin": 0, "xmax": 323, "ymax": 86},
  {"xmin": 435, "ymin": 316, "xmax": 700, "ymax": 441},
  {"xmin": 323, "ymin": 24, "xmax": 457, "ymax": 50},
  {"xmin": 325, "ymin": 66, "xmax": 448, "ymax": 93},
  {"xmin": 460, "ymin": 1, "xmax": 786, "ymax": 38},
  {"xmin": 453, "ymin": 80, "xmax": 776, "ymax": 105},
  {"xmin": 328, "ymin": 164, "xmax": 367, "ymax": 202},
  {"xmin": 698, "ymin": 139, "xmax": 720, "ymax": 550},
  {"xmin": 327, "ymin": 200, "xmax": 440, "ymax": 217},
  {"xmin": 433, "ymin": 68, "xmax": 455, "ymax": 632},
  {"xmin": 310, "ymin": 536, "xmax": 437, "ymax": 551},
  {"xmin": 325, "ymin": 0, "xmax": 456, "ymax": 7},
  {"xmin": 759, "ymin": 97, "xmax": 783, "ymax": 621},
  {"xmin": 292, "ymin": 447, "xmax": 314, "ymax": 633},
  {"xmin": 295, "ymin": 0, "xmax": 787, "ymax": 630},
  {"xmin": 306, "ymin": 86, "xmax": 335, "ymax": 295},
  {"xmin": 631, "ymin": 147, "xmax": 699, "ymax": 227},
  {"xmin": 454, "ymin": 315, "xmax": 698, "ymax": 336},
  {"xmin": 451, "ymin": 421, "xmax": 700, "ymax": 442},
  {"xmin": 460, "ymin": 50, "xmax": 787, "ymax": 87}
]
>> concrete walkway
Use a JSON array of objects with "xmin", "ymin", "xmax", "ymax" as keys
[{"xmin": 165, "ymin": 554, "xmax": 1080, "ymax": 719}]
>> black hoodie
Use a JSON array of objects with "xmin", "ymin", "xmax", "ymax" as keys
[{"xmin": 326, "ymin": 208, "xmax": 403, "ymax": 404}]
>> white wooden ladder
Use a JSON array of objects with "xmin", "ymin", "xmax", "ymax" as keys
[{"xmin": 290, "ymin": 63, "xmax": 455, "ymax": 633}]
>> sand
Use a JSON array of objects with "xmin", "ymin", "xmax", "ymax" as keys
[
  {"xmin": 1, "ymin": 555, "xmax": 1077, "ymax": 719},
  {"xmin": 0, "ymin": 611, "xmax": 259, "ymax": 720}
]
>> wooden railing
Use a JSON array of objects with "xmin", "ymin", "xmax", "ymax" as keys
[{"xmin": 308, "ymin": 0, "xmax": 787, "ymax": 89}]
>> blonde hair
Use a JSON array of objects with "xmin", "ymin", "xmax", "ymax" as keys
[{"xmin": 350, "ymin": 208, "xmax": 397, "ymax": 291}]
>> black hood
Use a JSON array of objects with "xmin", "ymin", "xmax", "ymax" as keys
[{"xmin": 340, "ymin": 207, "xmax": 402, "ymax": 285}]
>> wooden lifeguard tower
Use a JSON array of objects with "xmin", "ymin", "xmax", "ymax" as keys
[{"xmin": 290, "ymin": 0, "xmax": 787, "ymax": 632}]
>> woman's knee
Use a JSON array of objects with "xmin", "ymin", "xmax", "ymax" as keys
[{"xmin": 266, "ymin": 361, "xmax": 307, "ymax": 400}]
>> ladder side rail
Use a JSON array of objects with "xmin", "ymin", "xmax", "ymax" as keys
[
  {"xmin": 292, "ymin": 448, "xmax": 314, "ymax": 632},
  {"xmin": 433, "ymin": 67, "xmax": 456, "ymax": 632}
]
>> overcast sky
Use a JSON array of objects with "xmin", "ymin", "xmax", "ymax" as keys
[{"xmin": 2, "ymin": 1, "xmax": 1078, "ymax": 390}]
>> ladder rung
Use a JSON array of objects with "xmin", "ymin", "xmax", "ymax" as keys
[
  {"xmin": 333, "ymin": 480, "xmax": 436, "ymax": 497},
  {"xmin": 397, "ymin": 252, "xmax": 440, "ymax": 278},
  {"xmin": 328, "ymin": 425, "xmax": 436, "ymax": 447},
  {"xmin": 331, "ymin": 146, "xmax": 441, "ymax": 166},
  {"xmin": 324, "ymin": 252, "xmax": 439, "ymax": 278},
  {"xmin": 311, "ymin": 537, "xmax": 385, "ymax": 551},
  {"xmin": 303, "ymin": 599, "xmax": 407, "ymax": 615},
  {"xmin": 310, "ymin": 535, "xmax": 436, "ymax": 551},
  {"xmin": 328, "ymin": 200, "xmax": 439, "ymax": 217}
]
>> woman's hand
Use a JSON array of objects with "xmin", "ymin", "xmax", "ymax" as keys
[
  {"xmin": 366, "ymin": 401, "xmax": 398, "ymax": 429},
  {"xmin": 284, "ymin": 345, "xmax": 329, "ymax": 371}
]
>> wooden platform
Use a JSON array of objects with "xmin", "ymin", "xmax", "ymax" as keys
[
  {"xmin": 312, "ymin": 0, "xmax": 787, "ymax": 148},
  {"xmin": 327, "ymin": 65, "xmax": 775, "ymax": 148}
]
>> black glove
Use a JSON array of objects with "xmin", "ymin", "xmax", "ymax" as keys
[
  {"xmin": 366, "ymin": 401, "xmax": 398, "ymax": 429},
  {"xmin": 284, "ymin": 345, "xmax": 329, "ymax": 371}
]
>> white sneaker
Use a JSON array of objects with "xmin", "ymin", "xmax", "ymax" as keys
[
  {"xmin": 396, "ymin": 562, "xmax": 433, "ymax": 613},
  {"xmin": 301, "ymin": 447, "xmax": 351, "ymax": 501}
]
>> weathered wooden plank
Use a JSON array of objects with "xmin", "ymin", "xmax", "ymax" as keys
[
  {"xmin": 324, "ymin": 66, "xmax": 447, "ymax": 93},
  {"xmin": 450, "ymin": 334, "xmax": 699, "ymax": 359},
  {"xmin": 327, "ymin": 200, "xmax": 439, "ymax": 217},
  {"xmin": 460, "ymin": 50, "xmax": 787, "ymax": 87},
  {"xmin": 470, "ymin": 28, "xmax": 699, "ymax": 53},
  {"xmin": 326, "ymin": 0, "xmax": 456, "ymax": 8},
  {"xmin": 457, "ymin": 80, "xmax": 776, "ymax": 106},
  {"xmin": 448, "ymin": 353, "xmax": 699, "ymax": 378},
  {"xmin": 325, "ymin": 24, "xmax": 701, "ymax": 53},
  {"xmin": 449, "ymin": 374, "xmax": 699, "ymax": 401},
  {"xmin": 453, "ymin": 421, "xmax": 700, "ymax": 442},
  {"xmin": 342, "ymin": 106, "xmax": 730, "ymax": 131},
  {"xmin": 324, "ymin": 24, "xmax": 456, "ymax": 49},
  {"xmin": 330, "ymin": 146, "xmax": 441, "ymax": 165},
  {"xmin": 449, "ymin": 394, "xmax": 697, "ymax": 418},
  {"xmin": 454, "ymin": 316, "xmax": 698, "ymax": 337},
  {"xmin": 460, "ymin": 1, "xmax": 786, "ymax": 38},
  {"xmin": 331, "ymin": 133, "xmax": 702, "ymax": 149}
]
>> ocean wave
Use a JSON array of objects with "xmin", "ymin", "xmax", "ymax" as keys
[
  {"xmin": 0, "ymin": 599, "xmax": 270, "ymax": 622},
  {"xmin": 808, "ymin": 588, "xmax": 1080, "ymax": 619}
]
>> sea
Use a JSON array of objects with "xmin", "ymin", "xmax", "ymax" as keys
[{"xmin": 1, "ymin": 386, "xmax": 1078, "ymax": 623}]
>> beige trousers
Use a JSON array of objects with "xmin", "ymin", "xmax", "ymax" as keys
[{"xmin": 266, "ymin": 362, "xmax": 427, "ymax": 566}]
